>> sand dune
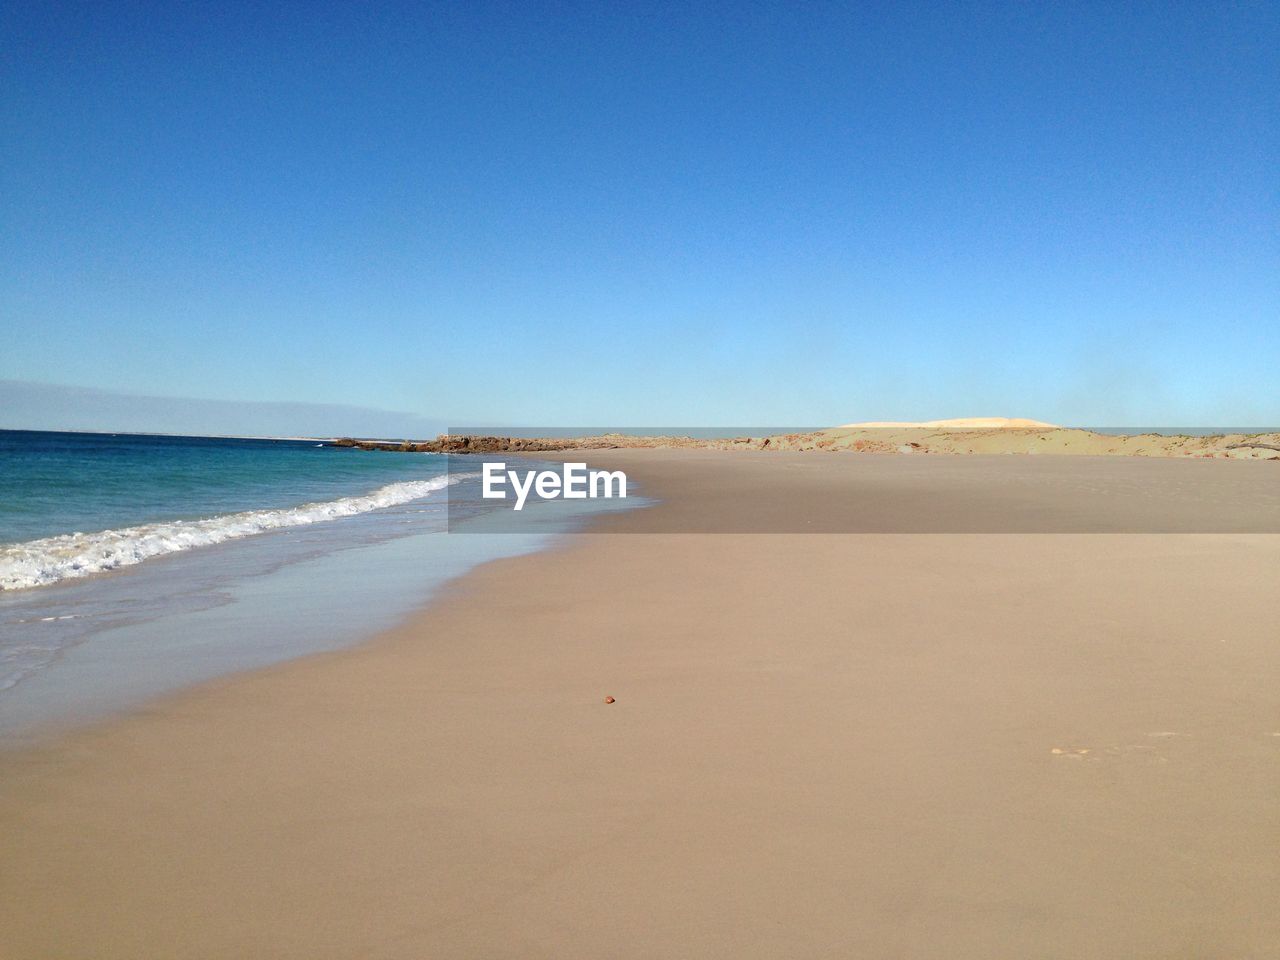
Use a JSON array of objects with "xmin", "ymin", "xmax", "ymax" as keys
[{"xmin": 808, "ymin": 426, "xmax": 1280, "ymax": 459}]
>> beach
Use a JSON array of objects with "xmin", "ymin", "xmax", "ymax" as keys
[{"xmin": 3, "ymin": 449, "xmax": 1279, "ymax": 958}]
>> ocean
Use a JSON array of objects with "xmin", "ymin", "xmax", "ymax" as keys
[{"xmin": 0, "ymin": 430, "xmax": 637, "ymax": 739}]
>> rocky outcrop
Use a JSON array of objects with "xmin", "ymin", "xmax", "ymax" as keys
[{"xmin": 327, "ymin": 433, "xmax": 785, "ymax": 453}]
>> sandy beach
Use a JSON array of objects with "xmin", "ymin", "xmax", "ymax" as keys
[{"xmin": 3, "ymin": 450, "xmax": 1279, "ymax": 958}]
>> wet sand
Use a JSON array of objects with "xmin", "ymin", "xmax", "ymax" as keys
[{"xmin": 2, "ymin": 450, "xmax": 1278, "ymax": 958}]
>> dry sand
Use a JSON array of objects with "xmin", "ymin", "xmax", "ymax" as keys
[
  {"xmin": 2, "ymin": 450, "xmax": 1279, "ymax": 958},
  {"xmin": 803, "ymin": 426, "xmax": 1280, "ymax": 459}
]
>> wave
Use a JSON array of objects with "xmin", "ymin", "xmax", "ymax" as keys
[{"xmin": 0, "ymin": 475, "xmax": 470, "ymax": 591}]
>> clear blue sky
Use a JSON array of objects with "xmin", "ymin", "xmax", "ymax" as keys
[{"xmin": 2, "ymin": 1, "xmax": 1276, "ymax": 429}]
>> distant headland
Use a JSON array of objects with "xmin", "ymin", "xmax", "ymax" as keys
[{"xmin": 330, "ymin": 422, "xmax": 1280, "ymax": 460}]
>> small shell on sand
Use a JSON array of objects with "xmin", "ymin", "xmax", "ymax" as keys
[{"xmin": 603, "ymin": 696, "xmax": 616, "ymax": 704}]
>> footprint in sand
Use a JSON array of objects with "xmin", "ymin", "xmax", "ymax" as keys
[
  {"xmin": 1051, "ymin": 742, "xmax": 1178, "ymax": 764},
  {"xmin": 1050, "ymin": 747, "xmax": 1092, "ymax": 758}
]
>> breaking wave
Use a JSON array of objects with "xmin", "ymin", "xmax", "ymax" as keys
[{"xmin": 0, "ymin": 475, "xmax": 468, "ymax": 591}]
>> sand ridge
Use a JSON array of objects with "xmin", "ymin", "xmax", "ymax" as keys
[{"xmin": 332, "ymin": 422, "xmax": 1280, "ymax": 460}]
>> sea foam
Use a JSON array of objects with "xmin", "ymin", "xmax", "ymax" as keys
[{"xmin": 0, "ymin": 475, "xmax": 468, "ymax": 591}]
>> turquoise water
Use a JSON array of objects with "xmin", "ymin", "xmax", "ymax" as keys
[
  {"xmin": 0, "ymin": 430, "xmax": 452, "ymax": 546},
  {"xmin": 0, "ymin": 431, "xmax": 469, "ymax": 590},
  {"xmin": 0, "ymin": 430, "xmax": 643, "ymax": 739}
]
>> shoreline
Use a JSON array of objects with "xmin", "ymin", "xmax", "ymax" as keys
[
  {"xmin": 0, "ymin": 453, "xmax": 624, "ymax": 742},
  {"xmin": 2, "ymin": 450, "xmax": 1278, "ymax": 956}
]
